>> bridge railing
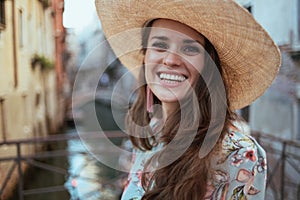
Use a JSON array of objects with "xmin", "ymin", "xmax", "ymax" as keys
[
  {"xmin": 0, "ymin": 131, "xmax": 127, "ymax": 200},
  {"xmin": 252, "ymin": 131, "xmax": 300, "ymax": 200}
]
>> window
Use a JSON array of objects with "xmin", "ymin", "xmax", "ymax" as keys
[
  {"xmin": 19, "ymin": 9, "xmax": 24, "ymax": 47},
  {"xmin": 244, "ymin": 5, "xmax": 252, "ymax": 13},
  {"xmin": 0, "ymin": 98, "xmax": 6, "ymax": 141},
  {"xmin": 0, "ymin": 0, "xmax": 5, "ymax": 30},
  {"xmin": 240, "ymin": 106, "xmax": 249, "ymax": 122}
]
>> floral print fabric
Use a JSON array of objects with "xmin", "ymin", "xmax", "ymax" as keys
[{"xmin": 121, "ymin": 129, "xmax": 267, "ymax": 200}]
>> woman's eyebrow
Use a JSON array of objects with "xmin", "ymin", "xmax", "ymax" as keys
[
  {"xmin": 150, "ymin": 36, "xmax": 204, "ymax": 46},
  {"xmin": 150, "ymin": 36, "xmax": 169, "ymax": 41},
  {"xmin": 183, "ymin": 39, "xmax": 204, "ymax": 46},
  {"xmin": 183, "ymin": 39, "xmax": 197, "ymax": 43}
]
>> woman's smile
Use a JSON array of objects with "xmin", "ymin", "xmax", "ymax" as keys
[{"xmin": 158, "ymin": 71, "xmax": 187, "ymax": 87}]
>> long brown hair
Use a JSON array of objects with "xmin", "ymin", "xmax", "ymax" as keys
[{"xmin": 126, "ymin": 19, "xmax": 236, "ymax": 200}]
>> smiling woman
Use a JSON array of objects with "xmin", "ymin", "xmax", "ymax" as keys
[{"xmin": 95, "ymin": 0, "xmax": 281, "ymax": 199}]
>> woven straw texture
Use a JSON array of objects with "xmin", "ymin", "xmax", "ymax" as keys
[{"xmin": 95, "ymin": 0, "xmax": 281, "ymax": 110}]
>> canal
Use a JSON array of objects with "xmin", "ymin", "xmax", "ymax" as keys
[
  {"xmin": 8, "ymin": 97, "xmax": 130, "ymax": 200},
  {"xmin": 13, "ymin": 127, "xmax": 128, "ymax": 200}
]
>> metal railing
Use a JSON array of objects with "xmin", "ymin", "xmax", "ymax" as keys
[
  {"xmin": 252, "ymin": 131, "xmax": 300, "ymax": 200},
  {"xmin": 0, "ymin": 130, "xmax": 299, "ymax": 200},
  {"xmin": 0, "ymin": 131, "xmax": 127, "ymax": 200}
]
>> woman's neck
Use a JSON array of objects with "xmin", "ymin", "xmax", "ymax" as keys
[{"xmin": 162, "ymin": 101, "xmax": 179, "ymax": 120}]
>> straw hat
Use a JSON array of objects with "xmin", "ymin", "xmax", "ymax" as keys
[{"xmin": 95, "ymin": 0, "xmax": 281, "ymax": 110}]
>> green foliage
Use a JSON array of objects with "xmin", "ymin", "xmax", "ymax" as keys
[
  {"xmin": 31, "ymin": 54, "xmax": 55, "ymax": 70},
  {"xmin": 39, "ymin": 0, "xmax": 51, "ymax": 8}
]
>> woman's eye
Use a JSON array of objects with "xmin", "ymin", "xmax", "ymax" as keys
[
  {"xmin": 182, "ymin": 46, "xmax": 201, "ymax": 55},
  {"xmin": 151, "ymin": 42, "xmax": 168, "ymax": 51}
]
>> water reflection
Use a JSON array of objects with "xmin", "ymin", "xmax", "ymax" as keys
[
  {"xmin": 65, "ymin": 128, "xmax": 125, "ymax": 200},
  {"xmin": 17, "ymin": 127, "xmax": 127, "ymax": 200},
  {"xmin": 21, "ymin": 143, "xmax": 71, "ymax": 200}
]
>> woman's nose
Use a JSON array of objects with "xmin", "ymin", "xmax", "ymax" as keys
[{"xmin": 163, "ymin": 51, "xmax": 182, "ymax": 67}]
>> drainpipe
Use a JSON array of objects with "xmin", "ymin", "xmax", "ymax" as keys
[{"xmin": 12, "ymin": 0, "xmax": 18, "ymax": 88}]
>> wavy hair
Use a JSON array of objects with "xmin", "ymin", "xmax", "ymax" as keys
[{"xmin": 126, "ymin": 19, "xmax": 237, "ymax": 200}]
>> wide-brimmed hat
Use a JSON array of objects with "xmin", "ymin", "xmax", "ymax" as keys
[{"xmin": 95, "ymin": 0, "xmax": 281, "ymax": 110}]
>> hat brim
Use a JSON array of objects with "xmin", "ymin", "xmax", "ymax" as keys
[{"xmin": 95, "ymin": 0, "xmax": 281, "ymax": 110}]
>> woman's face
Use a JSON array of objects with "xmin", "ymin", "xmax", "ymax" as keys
[{"xmin": 145, "ymin": 19, "xmax": 206, "ymax": 105}]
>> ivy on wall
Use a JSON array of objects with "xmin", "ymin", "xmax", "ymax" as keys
[
  {"xmin": 39, "ymin": 0, "xmax": 51, "ymax": 8},
  {"xmin": 31, "ymin": 54, "xmax": 54, "ymax": 70}
]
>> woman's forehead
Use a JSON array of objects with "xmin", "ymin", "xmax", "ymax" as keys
[{"xmin": 149, "ymin": 19, "xmax": 205, "ymax": 45}]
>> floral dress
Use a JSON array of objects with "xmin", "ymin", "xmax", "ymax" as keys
[{"xmin": 121, "ymin": 128, "xmax": 267, "ymax": 200}]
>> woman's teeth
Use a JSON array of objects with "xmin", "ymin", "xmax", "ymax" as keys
[{"xmin": 159, "ymin": 73, "xmax": 186, "ymax": 82}]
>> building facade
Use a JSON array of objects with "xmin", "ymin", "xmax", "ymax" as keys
[
  {"xmin": 0, "ymin": 0, "xmax": 66, "ymax": 198},
  {"xmin": 244, "ymin": 0, "xmax": 300, "ymax": 139}
]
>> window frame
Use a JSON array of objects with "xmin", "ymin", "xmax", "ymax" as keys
[
  {"xmin": 0, "ymin": 0, "xmax": 5, "ymax": 30},
  {"xmin": 18, "ymin": 8, "xmax": 24, "ymax": 48}
]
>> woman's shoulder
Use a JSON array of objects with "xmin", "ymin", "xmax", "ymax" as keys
[
  {"xmin": 222, "ymin": 121, "xmax": 264, "ymax": 153},
  {"xmin": 214, "ymin": 120, "xmax": 267, "ymax": 173},
  {"xmin": 206, "ymin": 121, "xmax": 267, "ymax": 199}
]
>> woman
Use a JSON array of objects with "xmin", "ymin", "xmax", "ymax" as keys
[{"xmin": 95, "ymin": 0, "xmax": 281, "ymax": 199}]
